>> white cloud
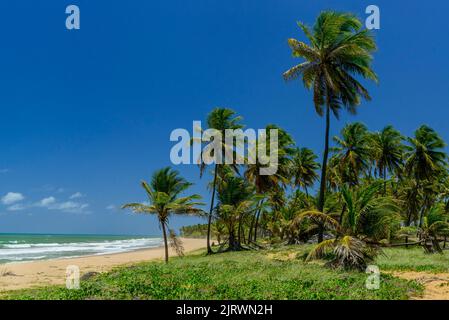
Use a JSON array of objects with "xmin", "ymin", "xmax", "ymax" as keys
[
  {"xmin": 38, "ymin": 196, "xmax": 56, "ymax": 206},
  {"xmin": 106, "ymin": 204, "xmax": 116, "ymax": 210},
  {"xmin": 7, "ymin": 203, "xmax": 27, "ymax": 211},
  {"xmin": 69, "ymin": 192, "xmax": 83, "ymax": 199},
  {"xmin": 37, "ymin": 196, "xmax": 89, "ymax": 214},
  {"xmin": 1, "ymin": 192, "xmax": 25, "ymax": 205}
]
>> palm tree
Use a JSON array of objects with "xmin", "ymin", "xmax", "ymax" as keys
[
  {"xmin": 199, "ymin": 108, "xmax": 243, "ymax": 254},
  {"xmin": 405, "ymin": 125, "xmax": 447, "ymax": 226},
  {"xmin": 122, "ymin": 167, "xmax": 203, "ymax": 263},
  {"xmin": 332, "ymin": 122, "xmax": 370, "ymax": 186},
  {"xmin": 294, "ymin": 182, "xmax": 398, "ymax": 270},
  {"xmin": 291, "ymin": 147, "xmax": 320, "ymax": 196},
  {"xmin": 215, "ymin": 172, "xmax": 256, "ymax": 251},
  {"xmin": 370, "ymin": 125, "xmax": 404, "ymax": 193},
  {"xmin": 283, "ymin": 11, "xmax": 378, "ymax": 236},
  {"xmin": 244, "ymin": 125, "xmax": 294, "ymax": 242},
  {"xmin": 419, "ymin": 204, "xmax": 449, "ymax": 253}
]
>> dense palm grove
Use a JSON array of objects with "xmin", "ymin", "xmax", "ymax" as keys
[{"xmin": 124, "ymin": 11, "xmax": 449, "ymax": 269}]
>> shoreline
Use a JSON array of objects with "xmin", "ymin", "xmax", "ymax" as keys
[{"xmin": 0, "ymin": 238, "xmax": 206, "ymax": 292}]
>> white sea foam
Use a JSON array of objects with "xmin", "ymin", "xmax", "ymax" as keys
[{"xmin": 0, "ymin": 237, "xmax": 163, "ymax": 263}]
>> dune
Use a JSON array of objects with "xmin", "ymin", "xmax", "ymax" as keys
[{"xmin": 0, "ymin": 238, "xmax": 205, "ymax": 292}]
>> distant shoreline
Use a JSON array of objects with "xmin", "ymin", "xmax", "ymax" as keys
[{"xmin": 0, "ymin": 238, "xmax": 206, "ymax": 292}]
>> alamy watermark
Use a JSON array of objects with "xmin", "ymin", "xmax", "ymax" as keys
[
  {"xmin": 66, "ymin": 265, "xmax": 80, "ymax": 289},
  {"xmin": 169, "ymin": 121, "xmax": 279, "ymax": 175},
  {"xmin": 365, "ymin": 5, "xmax": 380, "ymax": 30},
  {"xmin": 365, "ymin": 265, "xmax": 380, "ymax": 290},
  {"xmin": 66, "ymin": 5, "xmax": 80, "ymax": 30}
]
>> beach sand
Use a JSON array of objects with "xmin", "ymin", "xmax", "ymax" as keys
[{"xmin": 0, "ymin": 238, "xmax": 205, "ymax": 292}]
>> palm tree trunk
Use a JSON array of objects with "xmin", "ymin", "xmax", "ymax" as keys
[
  {"xmin": 237, "ymin": 214, "xmax": 243, "ymax": 246},
  {"xmin": 253, "ymin": 208, "xmax": 261, "ymax": 242},
  {"xmin": 383, "ymin": 167, "xmax": 387, "ymax": 195},
  {"xmin": 253, "ymin": 200, "xmax": 265, "ymax": 242},
  {"xmin": 339, "ymin": 203, "xmax": 346, "ymax": 225},
  {"xmin": 305, "ymin": 186, "xmax": 309, "ymax": 197},
  {"xmin": 317, "ymin": 105, "xmax": 331, "ymax": 243},
  {"xmin": 161, "ymin": 221, "xmax": 169, "ymax": 263},
  {"xmin": 248, "ymin": 213, "xmax": 255, "ymax": 243},
  {"xmin": 206, "ymin": 164, "xmax": 218, "ymax": 254}
]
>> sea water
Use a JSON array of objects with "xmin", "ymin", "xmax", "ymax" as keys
[{"xmin": 0, "ymin": 233, "xmax": 163, "ymax": 264}]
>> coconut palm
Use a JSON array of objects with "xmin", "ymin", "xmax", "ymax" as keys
[
  {"xmin": 291, "ymin": 147, "xmax": 320, "ymax": 196},
  {"xmin": 283, "ymin": 11, "xmax": 378, "ymax": 229},
  {"xmin": 199, "ymin": 108, "xmax": 243, "ymax": 254},
  {"xmin": 244, "ymin": 125, "xmax": 294, "ymax": 242},
  {"xmin": 370, "ymin": 125, "xmax": 404, "ymax": 181},
  {"xmin": 122, "ymin": 167, "xmax": 203, "ymax": 263},
  {"xmin": 332, "ymin": 122, "xmax": 370, "ymax": 186},
  {"xmin": 215, "ymin": 172, "xmax": 257, "ymax": 251},
  {"xmin": 294, "ymin": 183, "xmax": 398, "ymax": 270},
  {"xmin": 419, "ymin": 204, "xmax": 449, "ymax": 253},
  {"xmin": 405, "ymin": 125, "xmax": 447, "ymax": 226}
]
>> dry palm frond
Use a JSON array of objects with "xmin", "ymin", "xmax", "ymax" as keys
[
  {"xmin": 169, "ymin": 229, "xmax": 185, "ymax": 257},
  {"xmin": 306, "ymin": 239, "xmax": 335, "ymax": 261}
]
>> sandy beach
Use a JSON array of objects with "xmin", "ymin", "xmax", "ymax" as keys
[{"xmin": 0, "ymin": 238, "xmax": 205, "ymax": 292}]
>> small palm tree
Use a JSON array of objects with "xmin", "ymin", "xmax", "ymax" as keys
[
  {"xmin": 122, "ymin": 167, "xmax": 203, "ymax": 263},
  {"xmin": 419, "ymin": 204, "xmax": 449, "ymax": 253},
  {"xmin": 294, "ymin": 183, "xmax": 398, "ymax": 270},
  {"xmin": 283, "ymin": 11, "xmax": 378, "ymax": 221},
  {"xmin": 215, "ymin": 172, "xmax": 256, "ymax": 251},
  {"xmin": 291, "ymin": 147, "xmax": 320, "ymax": 196}
]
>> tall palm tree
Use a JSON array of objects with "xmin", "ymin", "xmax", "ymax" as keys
[
  {"xmin": 200, "ymin": 108, "xmax": 243, "ymax": 254},
  {"xmin": 332, "ymin": 122, "xmax": 370, "ymax": 186},
  {"xmin": 291, "ymin": 147, "xmax": 320, "ymax": 196},
  {"xmin": 405, "ymin": 125, "xmax": 447, "ymax": 226},
  {"xmin": 283, "ymin": 11, "xmax": 378, "ymax": 237},
  {"xmin": 370, "ymin": 125, "xmax": 404, "ymax": 193},
  {"xmin": 122, "ymin": 167, "xmax": 203, "ymax": 263}
]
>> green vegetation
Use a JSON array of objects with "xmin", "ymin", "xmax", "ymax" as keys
[
  {"xmin": 23, "ymin": 10, "xmax": 445, "ymax": 301},
  {"xmin": 120, "ymin": 10, "xmax": 449, "ymax": 272},
  {"xmin": 179, "ymin": 224, "xmax": 208, "ymax": 238},
  {"xmin": 122, "ymin": 167, "xmax": 204, "ymax": 263},
  {"xmin": 3, "ymin": 247, "xmax": 423, "ymax": 300},
  {"xmin": 378, "ymin": 247, "xmax": 449, "ymax": 273}
]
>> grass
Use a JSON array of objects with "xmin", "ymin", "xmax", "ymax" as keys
[
  {"xmin": 377, "ymin": 247, "xmax": 449, "ymax": 273},
  {"xmin": 3, "ymin": 245, "xmax": 422, "ymax": 300}
]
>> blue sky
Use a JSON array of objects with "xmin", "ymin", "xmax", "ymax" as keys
[{"xmin": 0, "ymin": 0, "xmax": 448, "ymax": 235}]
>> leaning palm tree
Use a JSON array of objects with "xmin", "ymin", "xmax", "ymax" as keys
[
  {"xmin": 199, "ymin": 108, "xmax": 243, "ymax": 254},
  {"xmin": 283, "ymin": 11, "xmax": 378, "ymax": 230},
  {"xmin": 291, "ymin": 147, "xmax": 320, "ymax": 196},
  {"xmin": 122, "ymin": 167, "xmax": 203, "ymax": 263}
]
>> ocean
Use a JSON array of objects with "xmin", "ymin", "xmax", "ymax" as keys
[{"xmin": 0, "ymin": 233, "xmax": 163, "ymax": 264}]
